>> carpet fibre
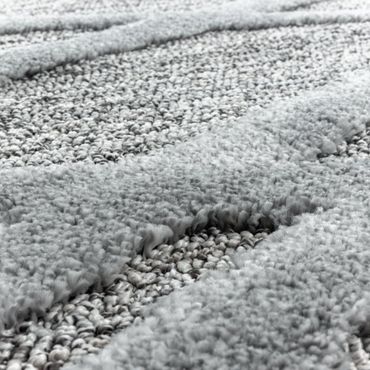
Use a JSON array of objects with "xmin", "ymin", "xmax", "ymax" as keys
[{"xmin": 1, "ymin": 0, "xmax": 370, "ymax": 369}]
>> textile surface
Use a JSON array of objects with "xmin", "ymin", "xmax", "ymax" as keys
[{"xmin": 1, "ymin": 0, "xmax": 370, "ymax": 369}]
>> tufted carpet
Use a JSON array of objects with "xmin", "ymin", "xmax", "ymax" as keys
[{"xmin": 1, "ymin": 0, "xmax": 370, "ymax": 369}]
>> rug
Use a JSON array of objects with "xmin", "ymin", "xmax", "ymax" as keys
[{"xmin": 1, "ymin": 0, "xmax": 370, "ymax": 369}]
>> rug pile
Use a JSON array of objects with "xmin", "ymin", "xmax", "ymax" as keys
[{"xmin": 1, "ymin": 0, "xmax": 370, "ymax": 369}]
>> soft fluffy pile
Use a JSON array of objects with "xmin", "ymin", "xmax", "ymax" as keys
[{"xmin": 1, "ymin": 0, "xmax": 370, "ymax": 369}]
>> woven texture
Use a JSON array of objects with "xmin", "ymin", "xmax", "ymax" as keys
[{"xmin": 2, "ymin": 1, "xmax": 370, "ymax": 369}]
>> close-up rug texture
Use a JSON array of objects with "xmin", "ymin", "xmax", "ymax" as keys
[{"xmin": 1, "ymin": 0, "xmax": 370, "ymax": 369}]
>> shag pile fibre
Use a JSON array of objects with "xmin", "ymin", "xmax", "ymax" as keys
[{"xmin": 1, "ymin": 0, "xmax": 370, "ymax": 369}]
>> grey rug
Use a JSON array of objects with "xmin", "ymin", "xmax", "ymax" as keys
[{"xmin": 1, "ymin": 0, "xmax": 370, "ymax": 369}]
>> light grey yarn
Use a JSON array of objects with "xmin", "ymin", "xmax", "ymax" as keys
[{"xmin": 1, "ymin": 0, "xmax": 370, "ymax": 369}]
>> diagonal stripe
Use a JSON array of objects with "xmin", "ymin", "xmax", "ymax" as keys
[{"xmin": 1, "ymin": 4, "xmax": 370, "ymax": 81}]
